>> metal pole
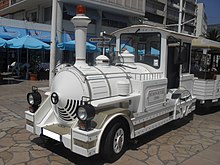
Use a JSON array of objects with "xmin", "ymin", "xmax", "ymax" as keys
[
  {"xmin": 49, "ymin": 0, "xmax": 57, "ymax": 87},
  {"xmin": 178, "ymin": 0, "xmax": 183, "ymax": 33},
  {"xmin": 56, "ymin": 1, "xmax": 63, "ymax": 65}
]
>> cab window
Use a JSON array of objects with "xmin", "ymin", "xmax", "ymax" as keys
[{"xmin": 120, "ymin": 33, "xmax": 161, "ymax": 69}]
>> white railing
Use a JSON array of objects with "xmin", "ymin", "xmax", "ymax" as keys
[{"xmin": 131, "ymin": 72, "xmax": 163, "ymax": 81}]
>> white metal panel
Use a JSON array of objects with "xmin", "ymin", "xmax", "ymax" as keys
[
  {"xmin": 25, "ymin": 111, "xmax": 34, "ymax": 122},
  {"xmin": 91, "ymin": 93, "xmax": 140, "ymax": 107},
  {"xmin": 89, "ymin": 79, "xmax": 110, "ymax": 99},
  {"xmin": 193, "ymin": 79, "xmax": 215, "ymax": 100},
  {"xmin": 72, "ymin": 128, "xmax": 101, "ymax": 142},
  {"xmin": 72, "ymin": 145, "xmax": 97, "ymax": 157},
  {"xmin": 62, "ymin": 134, "xmax": 71, "ymax": 149},
  {"xmin": 26, "ymin": 124, "xmax": 34, "ymax": 133}
]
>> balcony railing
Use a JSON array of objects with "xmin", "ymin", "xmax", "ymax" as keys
[
  {"xmin": 167, "ymin": 13, "xmax": 179, "ymax": 21},
  {"xmin": 146, "ymin": 6, "xmax": 157, "ymax": 14},
  {"xmin": 80, "ymin": 0, "xmax": 145, "ymax": 15},
  {"xmin": 11, "ymin": 0, "xmax": 23, "ymax": 5},
  {"xmin": 186, "ymin": 0, "xmax": 196, "ymax": 5}
]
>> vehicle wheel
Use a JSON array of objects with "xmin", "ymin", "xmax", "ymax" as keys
[
  {"xmin": 186, "ymin": 111, "xmax": 194, "ymax": 120},
  {"xmin": 101, "ymin": 121, "xmax": 128, "ymax": 162}
]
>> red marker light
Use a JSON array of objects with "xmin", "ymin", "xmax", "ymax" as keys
[{"xmin": 76, "ymin": 5, "xmax": 86, "ymax": 14}]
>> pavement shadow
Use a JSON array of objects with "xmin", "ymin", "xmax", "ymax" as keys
[
  {"xmin": 128, "ymin": 115, "xmax": 193, "ymax": 150},
  {"xmin": 195, "ymin": 105, "xmax": 220, "ymax": 116},
  {"xmin": 31, "ymin": 136, "xmax": 105, "ymax": 165},
  {"xmin": 0, "ymin": 79, "xmax": 23, "ymax": 85},
  {"xmin": 31, "ymin": 115, "xmax": 193, "ymax": 164}
]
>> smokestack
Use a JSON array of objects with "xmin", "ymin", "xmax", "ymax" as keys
[{"xmin": 71, "ymin": 5, "xmax": 91, "ymax": 66}]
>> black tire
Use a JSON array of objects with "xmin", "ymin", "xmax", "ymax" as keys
[
  {"xmin": 101, "ymin": 121, "xmax": 128, "ymax": 163},
  {"xmin": 186, "ymin": 111, "xmax": 194, "ymax": 120}
]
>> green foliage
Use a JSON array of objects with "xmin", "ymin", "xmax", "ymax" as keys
[{"xmin": 206, "ymin": 29, "xmax": 220, "ymax": 42}]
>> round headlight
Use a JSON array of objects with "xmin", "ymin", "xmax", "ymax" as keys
[
  {"xmin": 77, "ymin": 107, "xmax": 87, "ymax": 121},
  {"xmin": 27, "ymin": 93, "xmax": 34, "ymax": 105},
  {"xmin": 77, "ymin": 104, "xmax": 95, "ymax": 121},
  {"xmin": 27, "ymin": 92, "xmax": 42, "ymax": 106}
]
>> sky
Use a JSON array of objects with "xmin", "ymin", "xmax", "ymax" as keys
[{"xmin": 198, "ymin": 0, "xmax": 220, "ymax": 25}]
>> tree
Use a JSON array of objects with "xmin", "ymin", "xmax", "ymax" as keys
[{"xmin": 206, "ymin": 29, "xmax": 220, "ymax": 41}]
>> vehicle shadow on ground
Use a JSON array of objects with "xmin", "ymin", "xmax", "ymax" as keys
[
  {"xmin": 32, "ymin": 137, "xmax": 105, "ymax": 165},
  {"xmin": 31, "ymin": 115, "xmax": 193, "ymax": 164},
  {"xmin": 195, "ymin": 105, "xmax": 220, "ymax": 115},
  {"xmin": 127, "ymin": 115, "xmax": 193, "ymax": 150}
]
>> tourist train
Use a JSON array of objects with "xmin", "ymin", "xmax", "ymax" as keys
[{"xmin": 25, "ymin": 5, "xmax": 220, "ymax": 162}]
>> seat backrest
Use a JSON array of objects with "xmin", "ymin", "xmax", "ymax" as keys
[{"xmin": 11, "ymin": 61, "xmax": 16, "ymax": 67}]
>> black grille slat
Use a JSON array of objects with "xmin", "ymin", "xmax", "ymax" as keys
[
  {"xmin": 58, "ymin": 109, "xmax": 72, "ymax": 121},
  {"xmin": 65, "ymin": 99, "xmax": 70, "ymax": 109},
  {"xmin": 68, "ymin": 100, "xmax": 76, "ymax": 116},
  {"xmin": 66, "ymin": 99, "xmax": 73, "ymax": 112}
]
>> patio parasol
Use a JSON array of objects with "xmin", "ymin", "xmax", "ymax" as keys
[
  {"xmin": 57, "ymin": 40, "xmax": 100, "ymax": 52},
  {"xmin": 0, "ymin": 37, "xmax": 7, "ymax": 47},
  {"xmin": 7, "ymin": 35, "xmax": 50, "ymax": 79}
]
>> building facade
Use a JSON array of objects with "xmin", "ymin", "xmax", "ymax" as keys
[
  {"xmin": 196, "ymin": 3, "xmax": 207, "ymax": 37},
  {"xmin": 0, "ymin": 0, "xmax": 200, "ymax": 36},
  {"xmin": 0, "ymin": 0, "xmax": 207, "ymax": 74},
  {"xmin": 145, "ymin": 0, "xmax": 197, "ymax": 35}
]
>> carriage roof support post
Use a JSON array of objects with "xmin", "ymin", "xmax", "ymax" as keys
[
  {"xmin": 178, "ymin": 0, "xmax": 183, "ymax": 33},
  {"xmin": 56, "ymin": 1, "xmax": 64, "ymax": 67},
  {"xmin": 49, "ymin": 0, "xmax": 58, "ymax": 87}
]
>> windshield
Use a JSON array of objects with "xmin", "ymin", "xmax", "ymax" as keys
[{"xmin": 120, "ymin": 33, "xmax": 161, "ymax": 69}]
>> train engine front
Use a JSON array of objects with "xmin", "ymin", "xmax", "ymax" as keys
[{"xmin": 25, "ymin": 5, "xmax": 136, "ymax": 159}]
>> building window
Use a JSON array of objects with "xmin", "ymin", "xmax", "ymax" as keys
[
  {"xmin": 11, "ymin": 0, "xmax": 23, "ymax": 5},
  {"xmin": 44, "ymin": 6, "xmax": 52, "ymax": 22},
  {"xmin": 102, "ymin": 12, "xmax": 128, "ymax": 28},
  {"xmin": 27, "ymin": 11, "xmax": 37, "ymax": 22}
]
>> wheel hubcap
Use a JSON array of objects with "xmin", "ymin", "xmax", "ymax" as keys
[{"xmin": 113, "ymin": 128, "xmax": 124, "ymax": 154}]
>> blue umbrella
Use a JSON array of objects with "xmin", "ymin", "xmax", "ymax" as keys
[
  {"xmin": 150, "ymin": 47, "xmax": 160, "ymax": 56},
  {"xmin": 106, "ymin": 44, "xmax": 144, "ymax": 54},
  {"xmin": 7, "ymin": 35, "xmax": 50, "ymax": 50},
  {"xmin": 57, "ymin": 40, "xmax": 100, "ymax": 52},
  {"xmin": 0, "ymin": 37, "xmax": 7, "ymax": 47},
  {"xmin": 7, "ymin": 35, "xmax": 50, "ymax": 79}
]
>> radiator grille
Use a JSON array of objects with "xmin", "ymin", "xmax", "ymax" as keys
[{"xmin": 57, "ymin": 99, "xmax": 82, "ymax": 122}]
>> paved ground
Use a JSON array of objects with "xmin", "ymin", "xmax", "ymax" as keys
[{"xmin": 0, "ymin": 80, "xmax": 220, "ymax": 165}]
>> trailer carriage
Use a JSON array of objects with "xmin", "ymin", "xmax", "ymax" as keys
[{"xmin": 192, "ymin": 37, "xmax": 220, "ymax": 106}]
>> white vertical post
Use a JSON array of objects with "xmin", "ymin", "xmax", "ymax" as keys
[
  {"xmin": 56, "ymin": 1, "xmax": 63, "ymax": 65},
  {"xmin": 49, "ymin": 0, "xmax": 57, "ymax": 87},
  {"xmin": 178, "ymin": 0, "xmax": 183, "ymax": 33}
]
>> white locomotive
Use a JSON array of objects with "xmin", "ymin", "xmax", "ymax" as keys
[{"xmin": 25, "ymin": 5, "xmax": 196, "ymax": 162}]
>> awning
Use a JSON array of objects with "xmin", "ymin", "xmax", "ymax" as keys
[
  {"xmin": 0, "ymin": 26, "xmax": 73, "ymax": 43},
  {"xmin": 0, "ymin": 37, "xmax": 7, "ymax": 47},
  {"xmin": 0, "ymin": 26, "xmax": 26, "ymax": 39},
  {"xmin": 192, "ymin": 37, "xmax": 220, "ymax": 50}
]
